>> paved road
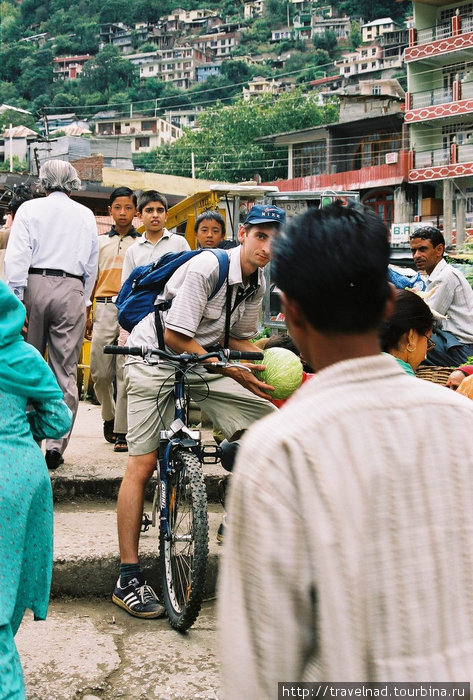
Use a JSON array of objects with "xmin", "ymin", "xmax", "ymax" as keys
[{"xmin": 17, "ymin": 599, "xmax": 222, "ymax": 700}]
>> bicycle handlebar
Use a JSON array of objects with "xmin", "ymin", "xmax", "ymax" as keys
[{"xmin": 103, "ymin": 345, "xmax": 264, "ymax": 362}]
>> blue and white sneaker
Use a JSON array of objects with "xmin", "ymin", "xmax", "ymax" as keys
[{"xmin": 112, "ymin": 576, "xmax": 166, "ymax": 619}]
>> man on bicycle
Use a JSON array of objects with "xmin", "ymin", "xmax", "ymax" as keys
[{"xmin": 112, "ymin": 204, "xmax": 284, "ymax": 618}]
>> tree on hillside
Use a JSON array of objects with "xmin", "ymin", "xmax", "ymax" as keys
[
  {"xmin": 81, "ymin": 45, "xmax": 137, "ymax": 102},
  {"xmin": 134, "ymin": 91, "xmax": 338, "ymax": 182},
  {"xmin": 0, "ymin": 108, "xmax": 37, "ymax": 132},
  {"xmin": 338, "ymin": 0, "xmax": 406, "ymax": 23},
  {"xmin": 349, "ymin": 22, "xmax": 362, "ymax": 50},
  {"xmin": 313, "ymin": 29, "xmax": 338, "ymax": 56}
]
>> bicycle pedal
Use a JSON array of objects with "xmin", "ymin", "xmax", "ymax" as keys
[
  {"xmin": 141, "ymin": 512, "xmax": 153, "ymax": 532},
  {"xmin": 201, "ymin": 444, "xmax": 222, "ymax": 464}
]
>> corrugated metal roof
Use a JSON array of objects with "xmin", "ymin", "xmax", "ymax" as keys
[{"xmin": 2, "ymin": 125, "xmax": 38, "ymax": 138}]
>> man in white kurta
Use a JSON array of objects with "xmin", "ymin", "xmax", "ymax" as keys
[{"xmin": 219, "ymin": 203, "xmax": 473, "ymax": 696}]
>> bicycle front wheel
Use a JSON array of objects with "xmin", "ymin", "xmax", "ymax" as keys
[{"xmin": 159, "ymin": 449, "xmax": 209, "ymax": 631}]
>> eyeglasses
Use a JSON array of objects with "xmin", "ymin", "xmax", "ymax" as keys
[{"xmin": 423, "ymin": 335, "xmax": 436, "ymax": 351}]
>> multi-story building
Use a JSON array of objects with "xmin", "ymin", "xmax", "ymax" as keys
[
  {"xmin": 293, "ymin": 13, "xmax": 313, "ymax": 40},
  {"xmin": 258, "ymin": 80, "xmax": 411, "ymax": 228},
  {"xmin": 244, "ymin": 0, "xmax": 265, "ymax": 19},
  {"xmin": 312, "ymin": 15, "xmax": 351, "ymax": 40},
  {"xmin": 139, "ymin": 47, "xmax": 212, "ymax": 88},
  {"xmin": 405, "ymin": 0, "xmax": 473, "ymax": 244},
  {"xmin": 163, "ymin": 107, "xmax": 203, "ymax": 129},
  {"xmin": 191, "ymin": 30, "xmax": 241, "ymax": 58},
  {"xmin": 53, "ymin": 54, "xmax": 91, "ymax": 80},
  {"xmin": 361, "ymin": 17, "xmax": 402, "ymax": 43},
  {"xmin": 242, "ymin": 76, "xmax": 284, "ymax": 100},
  {"xmin": 92, "ymin": 112, "xmax": 183, "ymax": 152},
  {"xmin": 196, "ymin": 62, "xmax": 222, "ymax": 81},
  {"xmin": 271, "ymin": 27, "xmax": 293, "ymax": 42},
  {"xmin": 337, "ymin": 45, "xmax": 383, "ymax": 77}
]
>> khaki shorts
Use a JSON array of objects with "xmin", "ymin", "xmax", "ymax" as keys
[{"xmin": 124, "ymin": 361, "xmax": 276, "ymax": 456}]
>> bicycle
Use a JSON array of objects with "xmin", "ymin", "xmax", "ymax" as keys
[{"xmin": 104, "ymin": 344, "xmax": 263, "ymax": 631}]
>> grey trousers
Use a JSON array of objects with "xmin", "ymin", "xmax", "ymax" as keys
[
  {"xmin": 90, "ymin": 301, "xmax": 127, "ymax": 434},
  {"xmin": 24, "ymin": 274, "xmax": 86, "ymax": 455}
]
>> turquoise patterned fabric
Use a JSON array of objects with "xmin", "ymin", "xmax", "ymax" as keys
[{"xmin": 0, "ymin": 281, "xmax": 72, "ymax": 696}]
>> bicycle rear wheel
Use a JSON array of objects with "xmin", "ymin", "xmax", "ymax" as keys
[{"xmin": 159, "ymin": 449, "xmax": 209, "ymax": 631}]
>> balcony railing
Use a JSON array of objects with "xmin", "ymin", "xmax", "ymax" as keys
[
  {"xmin": 416, "ymin": 21, "xmax": 451, "ymax": 45},
  {"xmin": 461, "ymin": 80, "xmax": 473, "ymax": 98},
  {"xmin": 458, "ymin": 143, "xmax": 473, "ymax": 162},
  {"xmin": 412, "ymin": 13, "xmax": 473, "ymax": 46},
  {"xmin": 410, "ymin": 87, "xmax": 453, "ymax": 108},
  {"xmin": 414, "ymin": 148, "xmax": 450, "ymax": 168}
]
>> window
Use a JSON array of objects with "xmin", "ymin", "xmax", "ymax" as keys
[
  {"xmin": 353, "ymin": 132, "xmax": 400, "ymax": 169},
  {"xmin": 135, "ymin": 137, "xmax": 150, "ymax": 150},
  {"xmin": 141, "ymin": 120, "xmax": 154, "ymax": 131},
  {"xmin": 372, "ymin": 84, "xmax": 381, "ymax": 95},
  {"xmin": 293, "ymin": 141, "xmax": 327, "ymax": 178}
]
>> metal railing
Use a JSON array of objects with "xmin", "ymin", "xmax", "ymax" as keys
[
  {"xmin": 416, "ymin": 21, "xmax": 451, "ymax": 45},
  {"xmin": 458, "ymin": 143, "xmax": 473, "ymax": 162},
  {"xmin": 414, "ymin": 148, "xmax": 450, "ymax": 168},
  {"xmin": 410, "ymin": 87, "xmax": 453, "ymax": 108}
]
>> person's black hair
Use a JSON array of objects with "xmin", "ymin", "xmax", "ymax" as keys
[
  {"xmin": 379, "ymin": 289, "xmax": 434, "ymax": 353},
  {"xmin": 109, "ymin": 186, "xmax": 137, "ymax": 207},
  {"xmin": 194, "ymin": 210, "xmax": 225, "ymax": 236},
  {"xmin": 265, "ymin": 333, "xmax": 299, "ymax": 354},
  {"xmin": 409, "ymin": 226, "xmax": 445, "ymax": 249},
  {"xmin": 9, "ymin": 185, "xmax": 33, "ymax": 215},
  {"xmin": 137, "ymin": 190, "xmax": 168, "ymax": 213},
  {"xmin": 271, "ymin": 202, "xmax": 391, "ymax": 333}
]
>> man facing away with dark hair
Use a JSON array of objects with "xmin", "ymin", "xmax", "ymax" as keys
[
  {"xmin": 88, "ymin": 186, "xmax": 141, "ymax": 452},
  {"xmin": 219, "ymin": 202, "xmax": 473, "ymax": 694},
  {"xmin": 409, "ymin": 226, "xmax": 473, "ymax": 365}
]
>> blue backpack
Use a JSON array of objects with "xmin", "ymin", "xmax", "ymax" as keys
[{"xmin": 116, "ymin": 248, "xmax": 230, "ymax": 333}]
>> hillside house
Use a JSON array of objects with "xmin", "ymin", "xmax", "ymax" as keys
[
  {"xmin": 91, "ymin": 112, "xmax": 182, "ymax": 152},
  {"xmin": 53, "ymin": 55, "xmax": 91, "ymax": 81}
]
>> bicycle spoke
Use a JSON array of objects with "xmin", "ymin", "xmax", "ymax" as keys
[{"xmin": 160, "ymin": 450, "xmax": 208, "ymax": 630}]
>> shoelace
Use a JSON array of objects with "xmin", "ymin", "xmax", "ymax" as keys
[{"xmin": 139, "ymin": 584, "xmax": 158, "ymax": 604}]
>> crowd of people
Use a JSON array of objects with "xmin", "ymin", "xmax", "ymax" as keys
[{"xmin": 1, "ymin": 158, "xmax": 473, "ymax": 694}]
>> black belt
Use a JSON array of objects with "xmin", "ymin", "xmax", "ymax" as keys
[
  {"xmin": 96, "ymin": 296, "xmax": 115, "ymax": 303},
  {"xmin": 29, "ymin": 267, "xmax": 84, "ymax": 282}
]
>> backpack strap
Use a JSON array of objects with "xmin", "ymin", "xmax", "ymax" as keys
[
  {"xmin": 207, "ymin": 248, "xmax": 230, "ymax": 299},
  {"xmin": 154, "ymin": 300, "xmax": 172, "ymax": 351},
  {"xmin": 154, "ymin": 250, "xmax": 230, "ymax": 351}
]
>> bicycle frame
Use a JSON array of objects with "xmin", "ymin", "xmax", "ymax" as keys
[{"xmin": 158, "ymin": 364, "xmax": 201, "ymax": 540}]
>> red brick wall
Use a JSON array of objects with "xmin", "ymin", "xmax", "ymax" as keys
[{"xmin": 71, "ymin": 154, "xmax": 103, "ymax": 182}]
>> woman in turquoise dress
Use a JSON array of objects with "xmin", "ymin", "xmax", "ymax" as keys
[
  {"xmin": 0, "ymin": 280, "xmax": 72, "ymax": 698},
  {"xmin": 379, "ymin": 289, "xmax": 435, "ymax": 375}
]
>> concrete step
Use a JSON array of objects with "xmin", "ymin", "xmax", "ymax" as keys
[
  {"xmin": 52, "ymin": 499, "xmax": 224, "ymax": 600},
  {"xmin": 52, "ymin": 401, "xmax": 228, "ymax": 503}
]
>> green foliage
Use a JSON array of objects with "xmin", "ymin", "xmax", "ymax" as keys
[
  {"xmin": 263, "ymin": 0, "xmax": 288, "ymax": 24},
  {"xmin": 338, "ymin": 0, "xmax": 406, "ymax": 23},
  {"xmin": 0, "ymin": 156, "xmax": 28, "ymax": 173},
  {"xmin": 134, "ymin": 90, "xmax": 338, "ymax": 182},
  {"xmin": 312, "ymin": 29, "xmax": 338, "ymax": 56},
  {"xmin": 81, "ymin": 45, "xmax": 138, "ymax": 100},
  {"xmin": 349, "ymin": 22, "xmax": 362, "ymax": 50},
  {"xmin": 0, "ymin": 108, "xmax": 36, "ymax": 131}
]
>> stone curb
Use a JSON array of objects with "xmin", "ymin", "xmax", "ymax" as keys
[
  {"xmin": 51, "ymin": 552, "xmax": 220, "ymax": 600},
  {"xmin": 51, "ymin": 473, "xmax": 225, "ymax": 503}
]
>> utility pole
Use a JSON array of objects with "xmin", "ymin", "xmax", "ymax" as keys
[
  {"xmin": 191, "ymin": 151, "xmax": 195, "ymax": 178},
  {"xmin": 9, "ymin": 123, "xmax": 13, "ymax": 172}
]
